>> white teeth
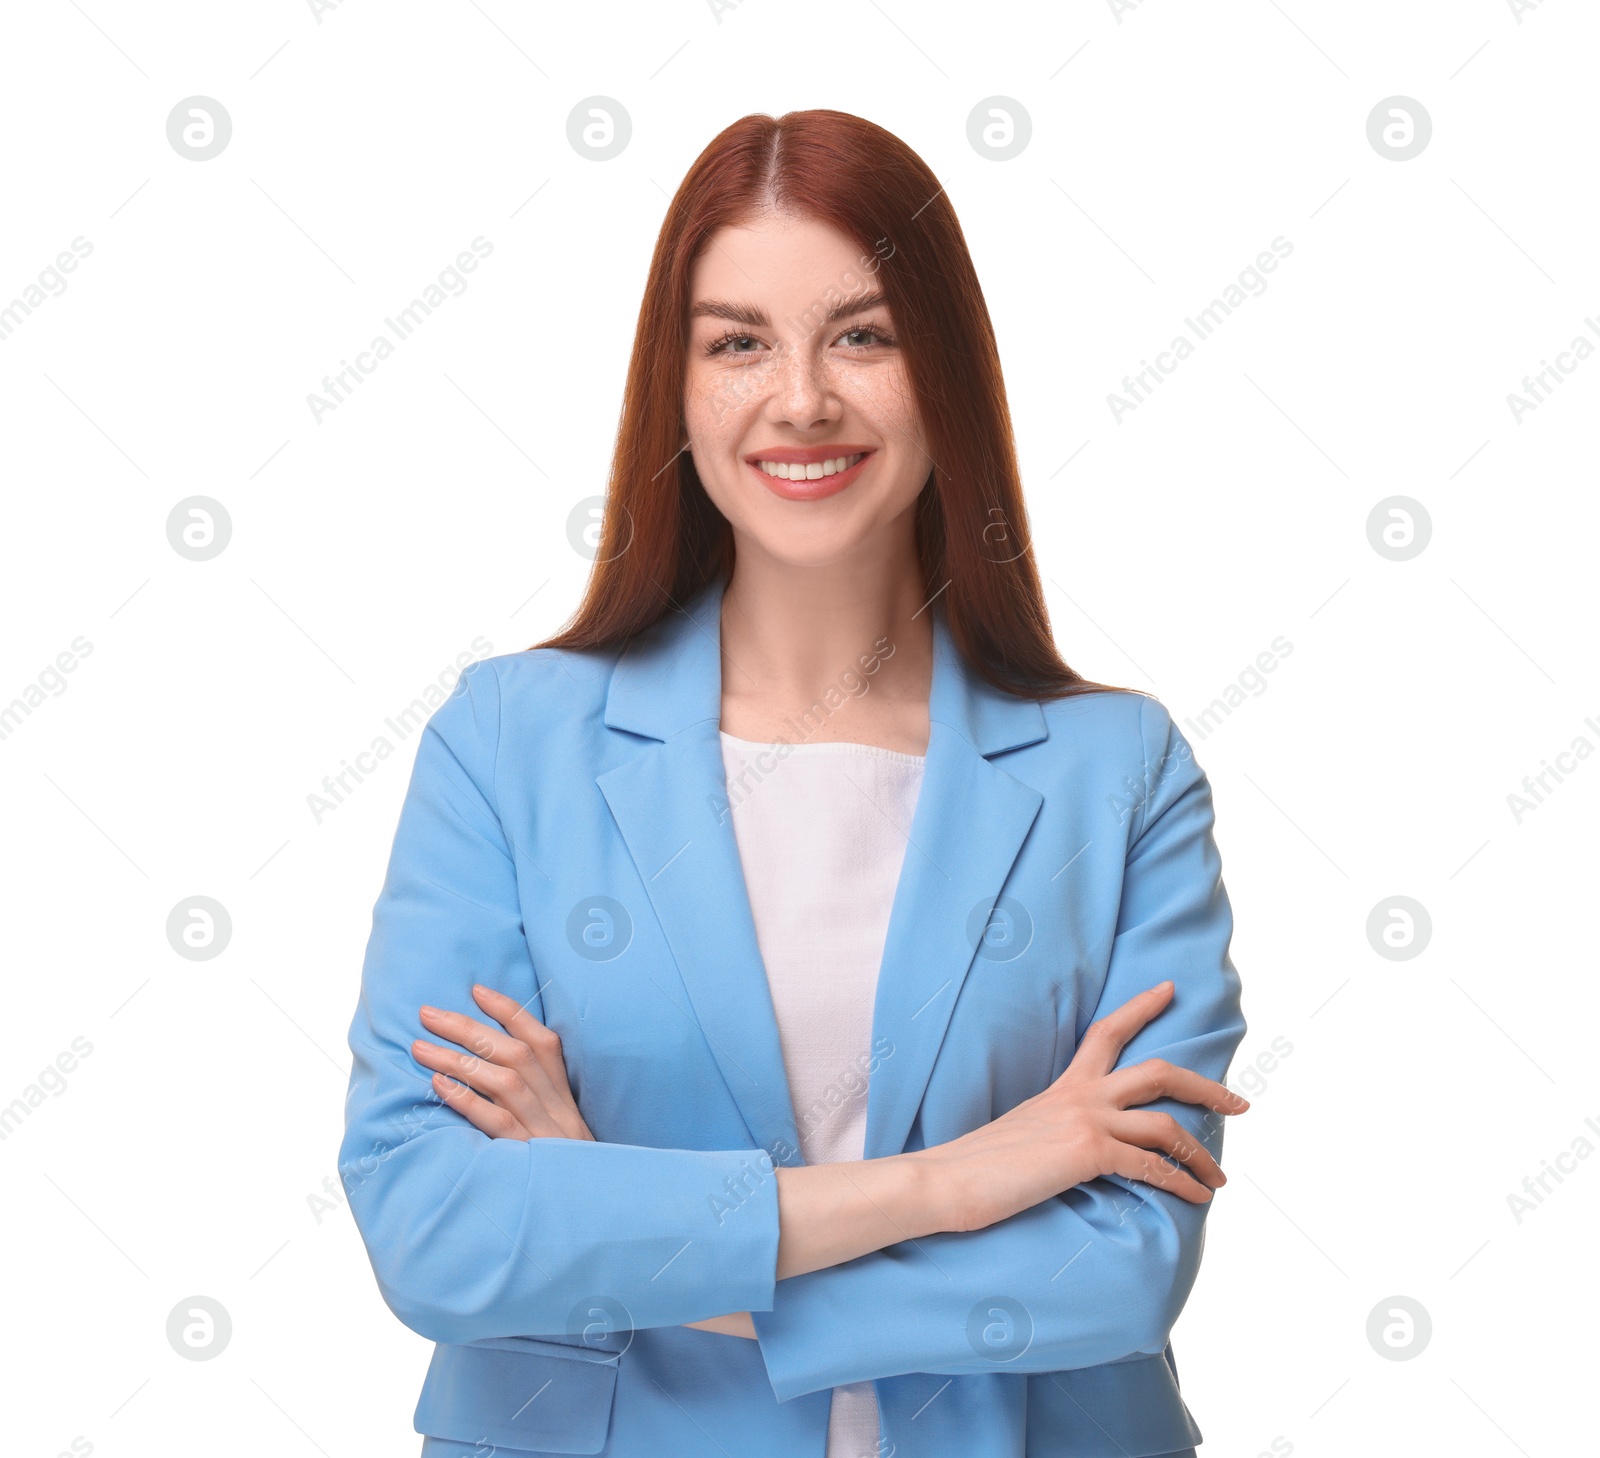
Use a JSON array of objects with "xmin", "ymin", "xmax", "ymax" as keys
[{"xmin": 758, "ymin": 452, "xmax": 865, "ymax": 480}]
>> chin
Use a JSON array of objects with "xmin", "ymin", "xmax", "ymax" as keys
[
  {"xmin": 738, "ymin": 527, "xmax": 878, "ymax": 569},
  {"xmin": 705, "ymin": 472, "xmax": 923, "ymax": 569}
]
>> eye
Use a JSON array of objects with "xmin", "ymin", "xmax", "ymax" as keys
[
  {"xmin": 704, "ymin": 330, "xmax": 766, "ymax": 358},
  {"xmin": 836, "ymin": 323, "xmax": 896, "ymax": 350}
]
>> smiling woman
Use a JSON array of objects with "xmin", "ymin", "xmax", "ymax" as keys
[
  {"xmin": 538, "ymin": 112, "xmax": 1106, "ymax": 707},
  {"xmin": 340, "ymin": 108, "xmax": 1247, "ymax": 1458}
]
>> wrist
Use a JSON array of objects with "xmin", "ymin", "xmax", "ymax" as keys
[{"xmin": 896, "ymin": 1142, "xmax": 969, "ymax": 1236}]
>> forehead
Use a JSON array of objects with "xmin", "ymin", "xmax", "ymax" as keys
[{"xmin": 687, "ymin": 212, "xmax": 872, "ymax": 312}]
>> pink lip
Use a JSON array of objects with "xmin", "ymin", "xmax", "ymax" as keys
[{"xmin": 745, "ymin": 448, "xmax": 876, "ymax": 502}]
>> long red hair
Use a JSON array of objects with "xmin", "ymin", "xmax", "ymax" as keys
[{"xmin": 536, "ymin": 108, "xmax": 1122, "ymax": 701}]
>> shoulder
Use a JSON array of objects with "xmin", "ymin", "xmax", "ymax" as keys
[
  {"xmin": 481, "ymin": 644, "xmax": 616, "ymax": 707},
  {"xmin": 429, "ymin": 644, "xmax": 619, "ymax": 744},
  {"xmin": 1031, "ymin": 688, "xmax": 1205, "ymax": 837},
  {"xmin": 1037, "ymin": 686, "xmax": 1185, "ymax": 761}
]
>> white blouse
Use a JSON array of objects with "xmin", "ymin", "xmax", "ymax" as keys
[{"xmin": 720, "ymin": 730, "xmax": 926, "ymax": 1458}]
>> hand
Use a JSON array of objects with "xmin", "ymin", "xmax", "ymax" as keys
[
  {"xmin": 917, "ymin": 980, "xmax": 1249, "ymax": 1233},
  {"xmin": 412, "ymin": 985, "xmax": 594, "ymax": 1142},
  {"xmin": 416, "ymin": 990, "xmax": 754, "ymax": 1338}
]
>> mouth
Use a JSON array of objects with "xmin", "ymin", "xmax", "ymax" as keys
[{"xmin": 743, "ymin": 448, "xmax": 876, "ymax": 502}]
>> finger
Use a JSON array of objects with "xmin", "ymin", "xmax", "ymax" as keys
[
  {"xmin": 419, "ymin": 1002, "xmax": 535, "ymax": 1075},
  {"xmin": 1106, "ymin": 1110, "xmax": 1226, "ymax": 1188},
  {"xmin": 1066, "ymin": 981, "xmax": 1175, "ymax": 1079},
  {"xmin": 434, "ymin": 989, "xmax": 590, "ymax": 1142},
  {"xmin": 431, "ymin": 1071, "xmax": 531, "ymax": 1141},
  {"xmin": 471, "ymin": 986, "xmax": 577, "ymax": 1103},
  {"xmin": 1105, "ymin": 1141, "xmax": 1214, "ymax": 1204},
  {"xmin": 471, "ymin": 987, "xmax": 592, "ymax": 1139},
  {"xmin": 412, "ymin": 1038, "xmax": 567, "ymax": 1137},
  {"xmin": 417, "ymin": 1003, "xmax": 576, "ymax": 1133},
  {"xmin": 1106, "ymin": 1058, "xmax": 1250, "ymax": 1118}
]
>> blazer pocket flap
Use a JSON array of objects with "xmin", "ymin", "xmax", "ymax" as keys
[{"xmin": 414, "ymin": 1336, "xmax": 620, "ymax": 1456}]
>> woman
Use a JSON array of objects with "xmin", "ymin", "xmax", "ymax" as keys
[{"xmin": 340, "ymin": 109, "xmax": 1248, "ymax": 1458}]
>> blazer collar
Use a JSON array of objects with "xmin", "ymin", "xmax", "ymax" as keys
[
  {"xmin": 603, "ymin": 575, "xmax": 1048, "ymax": 757},
  {"xmin": 595, "ymin": 574, "xmax": 1049, "ymax": 1162}
]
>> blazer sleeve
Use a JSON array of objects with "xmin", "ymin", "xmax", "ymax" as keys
[
  {"xmin": 338, "ymin": 659, "xmax": 781, "ymax": 1348},
  {"xmin": 750, "ymin": 697, "xmax": 1247, "ymax": 1402}
]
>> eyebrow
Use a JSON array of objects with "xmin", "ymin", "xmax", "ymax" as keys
[{"xmin": 688, "ymin": 289, "xmax": 887, "ymax": 329}]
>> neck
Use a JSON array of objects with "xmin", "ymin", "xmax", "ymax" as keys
[{"xmin": 717, "ymin": 524, "xmax": 935, "ymax": 752}]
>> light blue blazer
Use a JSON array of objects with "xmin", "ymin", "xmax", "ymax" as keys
[{"xmin": 340, "ymin": 575, "xmax": 1246, "ymax": 1458}]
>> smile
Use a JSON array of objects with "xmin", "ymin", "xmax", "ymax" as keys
[
  {"xmin": 757, "ymin": 452, "xmax": 866, "ymax": 480},
  {"xmin": 745, "ymin": 448, "xmax": 876, "ymax": 501}
]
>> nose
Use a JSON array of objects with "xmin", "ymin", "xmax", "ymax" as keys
[{"xmin": 761, "ymin": 336, "xmax": 841, "ymax": 432}]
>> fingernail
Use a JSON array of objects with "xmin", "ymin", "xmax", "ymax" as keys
[{"xmin": 419, "ymin": 1005, "xmax": 438, "ymax": 1017}]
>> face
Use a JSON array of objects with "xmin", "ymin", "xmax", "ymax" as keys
[{"xmin": 683, "ymin": 211, "xmax": 930, "ymax": 570}]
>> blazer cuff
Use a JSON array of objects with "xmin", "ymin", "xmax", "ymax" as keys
[
  {"xmin": 750, "ymin": 1267, "xmax": 860, "ymax": 1402},
  {"xmin": 662, "ymin": 1143, "xmax": 782, "ymax": 1322},
  {"xmin": 525, "ymin": 1141, "xmax": 783, "ymax": 1334}
]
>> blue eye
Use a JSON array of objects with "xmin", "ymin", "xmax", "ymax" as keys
[
  {"xmin": 839, "ymin": 325, "xmax": 894, "ymax": 349},
  {"xmin": 701, "ymin": 322, "xmax": 896, "ymax": 358},
  {"xmin": 704, "ymin": 331, "xmax": 763, "ymax": 357}
]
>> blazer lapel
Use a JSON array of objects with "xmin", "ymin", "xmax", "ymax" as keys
[
  {"xmin": 595, "ymin": 584, "xmax": 804, "ymax": 1165},
  {"xmin": 593, "ymin": 577, "xmax": 1050, "ymax": 1169},
  {"xmin": 861, "ymin": 620, "xmax": 1047, "ymax": 1160}
]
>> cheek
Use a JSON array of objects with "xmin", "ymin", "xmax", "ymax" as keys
[
  {"xmin": 682, "ymin": 371, "xmax": 751, "ymax": 523},
  {"xmin": 831, "ymin": 363, "xmax": 924, "ymax": 458},
  {"xmin": 839, "ymin": 371, "xmax": 928, "ymax": 511},
  {"xmin": 685, "ymin": 360, "xmax": 772, "ymax": 438},
  {"xmin": 682, "ymin": 369, "xmax": 720, "ymax": 439}
]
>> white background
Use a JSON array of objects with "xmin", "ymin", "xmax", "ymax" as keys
[{"xmin": 2, "ymin": 2, "xmax": 1595, "ymax": 1455}]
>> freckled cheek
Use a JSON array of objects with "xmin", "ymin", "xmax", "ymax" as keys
[
  {"xmin": 683, "ymin": 371, "xmax": 757, "ymax": 508},
  {"xmin": 684, "ymin": 363, "xmax": 774, "ymax": 442},
  {"xmin": 828, "ymin": 363, "xmax": 925, "ymax": 457}
]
